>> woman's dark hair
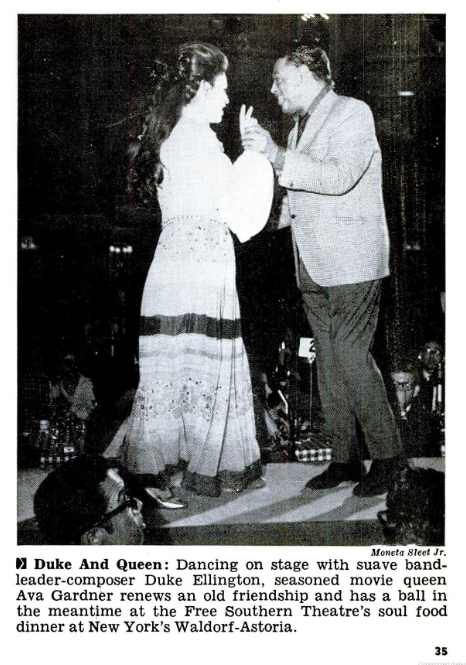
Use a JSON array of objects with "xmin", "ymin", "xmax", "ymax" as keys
[
  {"xmin": 286, "ymin": 46, "xmax": 333, "ymax": 87},
  {"xmin": 130, "ymin": 43, "xmax": 228, "ymax": 201}
]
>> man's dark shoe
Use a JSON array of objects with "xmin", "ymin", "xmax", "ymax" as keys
[
  {"xmin": 353, "ymin": 456, "xmax": 401, "ymax": 497},
  {"xmin": 305, "ymin": 461, "xmax": 365, "ymax": 490}
]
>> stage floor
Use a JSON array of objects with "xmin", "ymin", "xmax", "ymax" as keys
[{"xmin": 17, "ymin": 458, "xmax": 444, "ymax": 546}]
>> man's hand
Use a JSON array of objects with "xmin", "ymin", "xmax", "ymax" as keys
[{"xmin": 241, "ymin": 125, "xmax": 279, "ymax": 162}]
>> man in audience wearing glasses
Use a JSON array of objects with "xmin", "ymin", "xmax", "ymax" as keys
[{"xmin": 34, "ymin": 456, "xmax": 145, "ymax": 545}]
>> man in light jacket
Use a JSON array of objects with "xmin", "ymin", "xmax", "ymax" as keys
[{"xmin": 242, "ymin": 46, "xmax": 401, "ymax": 496}]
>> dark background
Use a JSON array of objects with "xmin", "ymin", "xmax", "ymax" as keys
[{"xmin": 18, "ymin": 14, "xmax": 445, "ymax": 404}]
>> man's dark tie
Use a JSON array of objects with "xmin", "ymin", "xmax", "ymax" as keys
[
  {"xmin": 296, "ymin": 114, "xmax": 309, "ymax": 144},
  {"xmin": 295, "ymin": 84, "xmax": 332, "ymax": 145}
]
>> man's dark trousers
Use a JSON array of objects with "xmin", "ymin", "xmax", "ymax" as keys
[{"xmin": 298, "ymin": 257, "xmax": 401, "ymax": 463}]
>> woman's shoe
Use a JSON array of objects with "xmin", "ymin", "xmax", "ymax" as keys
[
  {"xmin": 248, "ymin": 477, "xmax": 266, "ymax": 490},
  {"xmin": 222, "ymin": 481, "xmax": 245, "ymax": 494},
  {"xmin": 144, "ymin": 487, "xmax": 187, "ymax": 509}
]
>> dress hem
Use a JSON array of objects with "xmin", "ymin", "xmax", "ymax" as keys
[{"xmin": 183, "ymin": 458, "xmax": 263, "ymax": 497}]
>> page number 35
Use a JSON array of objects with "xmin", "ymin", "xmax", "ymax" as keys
[{"xmin": 435, "ymin": 647, "xmax": 448, "ymax": 656}]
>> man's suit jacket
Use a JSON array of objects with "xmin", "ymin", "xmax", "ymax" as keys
[{"xmin": 278, "ymin": 88, "xmax": 390, "ymax": 287}]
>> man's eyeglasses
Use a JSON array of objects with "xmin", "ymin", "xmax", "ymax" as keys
[
  {"xmin": 88, "ymin": 492, "xmax": 140, "ymax": 532},
  {"xmin": 393, "ymin": 380, "xmax": 415, "ymax": 391}
]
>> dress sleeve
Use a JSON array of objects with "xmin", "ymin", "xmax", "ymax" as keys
[{"xmin": 224, "ymin": 151, "xmax": 274, "ymax": 243}]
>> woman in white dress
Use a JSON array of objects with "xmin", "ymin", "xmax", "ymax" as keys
[{"xmin": 123, "ymin": 43, "xmax": 273, "ymax": 505}]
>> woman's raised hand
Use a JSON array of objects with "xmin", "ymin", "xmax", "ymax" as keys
[
  {"xmin": 239, "ymin": 104, "xmax": 278, "ymax": 160},
  {"xmin": 239, "ymin": 104, "xmax": 257, "ymax": 141}
]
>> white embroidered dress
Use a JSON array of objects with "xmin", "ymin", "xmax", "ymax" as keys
[{"xmin": 123, "ymin": 110, "xmax": 273, "ymax": 496}]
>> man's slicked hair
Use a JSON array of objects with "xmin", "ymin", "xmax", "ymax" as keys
[{"xmin": 286, "ymin": 46, "xmax": 333, "ymax": 86}]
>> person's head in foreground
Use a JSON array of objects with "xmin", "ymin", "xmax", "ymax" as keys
[
  {"xmin": 378, "ymin": 464, "xmax": 444, "ymax": 546},
  {"xmin": 34, "ymin": 456, "xmax": 145, "ymax": 545}
]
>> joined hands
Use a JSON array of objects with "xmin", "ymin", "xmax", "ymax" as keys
[{"xmin": 239, "ymin": 104, "xmax": 279, "ymax": 162}]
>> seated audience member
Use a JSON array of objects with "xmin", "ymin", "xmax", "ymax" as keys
[
  {"xmin": 418, "ymin": 340, "xmax": 444, "ymax": 383},
  {"xmin": 390, "ymin": 358, "xmax": 440, "ymax": 457},
  {"xmin": 417, "ymin": 342, "xmax": 445, "ymax": 452},
  {"xmin": 34, "ymin": 456, "xmax": 145, "ymax": 545},
  {"xmin": 417, "ymin": 341, "xmax": 444, "ymax": 412},
  {"xmin": 378, "ymin": 464, "xmax": 444, "ymax": 545},
  {"xmin": 390, "ymin": 358, "xmax": 421, "ymax": 419},
  {"xmin": 51, "ymin": 353, "xmax": 97, "ymax": 420},
  {"xmin": 49, "ymin": 353, "xmax": 97, "ymax": 459}
]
